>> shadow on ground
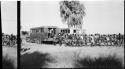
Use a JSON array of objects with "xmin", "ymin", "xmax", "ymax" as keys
[{"xmin": 20, "ymin": 51, "xmax": 52, "ymax": 69}]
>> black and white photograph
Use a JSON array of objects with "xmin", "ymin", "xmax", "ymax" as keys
[
  {"xmin": 1, "ymin": 1, "xmax": 17, "ymax": 69},
  {"xmin": 10, "ymin": 0, "xmax": 124, "ymax": 68}
]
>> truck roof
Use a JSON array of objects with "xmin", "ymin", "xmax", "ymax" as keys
[{"xmin": 30, "ymin": 26, "xmax": 58, "ymax": 30}]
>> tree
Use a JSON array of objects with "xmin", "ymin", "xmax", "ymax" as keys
[{"xmin": 59, "ymin": 1, "xmax": 85, "ymax": 29}]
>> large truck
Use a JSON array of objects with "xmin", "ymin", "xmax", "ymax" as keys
[
  {"xmin": 27, "ymin": 26, "xmax": 76, "ymax": 45},
  {"xmin": 29, "ymin": 26, "xmax": 61, "ymax": 44}
]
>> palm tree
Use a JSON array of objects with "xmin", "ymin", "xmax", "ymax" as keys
[{"xmin": 59, "ymin": 1, "xmax": 85, "ymax": 30}]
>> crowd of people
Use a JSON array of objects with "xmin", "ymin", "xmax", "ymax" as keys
[
  {"xmin": 55, "ymin": 33, "xmax": 124, "ymax": 46},
  {"xmin": 2, "ymin": 33, "xmax": 17, "ymax": 47}
]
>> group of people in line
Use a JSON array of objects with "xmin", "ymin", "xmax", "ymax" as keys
[
  {"xmin": 2, "ymin": 33, "xmax": 17, "ymax": 47},
  {"xmin": 55, "ymin": 33, "xmax": 124, "ymax": 46}
]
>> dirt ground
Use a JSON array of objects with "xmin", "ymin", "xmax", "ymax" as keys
[{"xmin": 21, "ymin": 41, "xmax": 124, "ymax": 68}]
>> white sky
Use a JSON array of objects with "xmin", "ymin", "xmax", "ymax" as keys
[
  {"xmin": 1, "ymin": 1, "xmax": 17, "ymax": 35},
  {"xmin": 1, "ymin": 1, "xmax": 124, "ymax": 35},
  {"xmin": 21, "ymin": 1, "xmax": 124, "ymax": 34}
]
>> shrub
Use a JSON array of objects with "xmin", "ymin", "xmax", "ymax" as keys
[
  {"xmin": 74, "ymin": 55, "xmax": 123, "ymax": 69},
  {"xmin": 20, "ymin": 52, "xmax": 52, "ymax": 69},
  {"xmin": 2, "ymin": 56, "xmax": 14, "ymax": 69}
]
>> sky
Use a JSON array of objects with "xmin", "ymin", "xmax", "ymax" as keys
[
  {"xmin": 1, "ymin": 1, "xmax": 124, "ymax": 35},
  {"xmin": 1, "ymin": 1, "xmax": 17, "ymax": 35},
  {"xmin": 83, "ymin": 1, "xmax": 124, "ymax": 34},
  {"xmin": 21, "ymin": 1, "xmax": 124, "ymax": 34}
]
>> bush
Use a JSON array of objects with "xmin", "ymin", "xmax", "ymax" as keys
[
  {"xmin": 2, "ymin": 56, "xmax": 14, "ymax": 69},
  {"xmin": 74, "ymin": 55, "xmax": 123, "ymax": 69},
  {"xmin": 20, "ymin": 52, "xmax": 52, "ymax": 68}
]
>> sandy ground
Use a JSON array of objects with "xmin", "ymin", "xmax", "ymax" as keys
[{"xmin": 21, "ymin": 41, "xmax": 124, "ymax": 68}]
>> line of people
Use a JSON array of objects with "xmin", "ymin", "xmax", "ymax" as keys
[
  {"xmin": 55, "ymin": 33, "xmax": 124, "ymax": 46},
  {"xmin": 2, "ymin": 33, "xmax": 17, "ymax": 47}
]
